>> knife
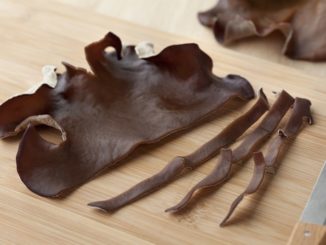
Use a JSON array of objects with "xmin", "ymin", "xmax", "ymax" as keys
[{"xmin": 287, "ymin": 161, "xmax": 326, "ymax": 245}]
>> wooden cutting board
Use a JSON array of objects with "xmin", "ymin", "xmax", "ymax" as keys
[{"xmin": 0, "ymin": 0, "xmax": 325, "ymax": 244}]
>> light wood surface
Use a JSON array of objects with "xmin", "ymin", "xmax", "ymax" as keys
[
  {"xmin": 0, "ymin": 0, "xmax": 326, "ymax": 244},
  {"xmin": 287, "ymin": 223, "xmax": 326, "ymax": 245}
]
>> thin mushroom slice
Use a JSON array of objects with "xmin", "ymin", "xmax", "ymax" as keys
[
  {"xmin": 265, "ymin": 98, "xmax": 313, "ymax": 173},
  {"xmin": 165, "ymin": 149, "xmax": 233, "ymax": 213},
  {"xmin": 0, "ymin": 32, "xmax": 255, "ymax": 198},
  {"xmin": 220, "ymin": 97, "xmax": 313, "ymax": 226},
  {"xmin": 219, "ymin": 152, "xmax": 265, "ymax": 227},
  {"xmin": 88, "ymin": 90, "xmax": 269, "ymax": 212},
  {"xmin": 166, "ymin": 90, "xmax": 294, "ymax": 213}
]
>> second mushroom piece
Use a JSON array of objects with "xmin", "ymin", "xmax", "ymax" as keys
[{"xmin": 198, "ymin": 0, "xmax": 326, "ymax": 61}]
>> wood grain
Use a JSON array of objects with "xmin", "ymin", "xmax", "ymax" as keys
[
  {"xmin": 0, "ymin": 0, "xmax": 326, "ymax": 244},
  {"xmin": 287, "ymin": 223, "xmax": 326, "ymax": 245}
]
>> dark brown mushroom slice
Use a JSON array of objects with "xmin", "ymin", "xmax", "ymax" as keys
[
  {"xmin": 165, "ymin": 90, "xmax": 294, "ymax": 213},
  {"xmin": 219, "ymin": 152, "xmax": 266, "ymax": 227},
  {"xmin": 220, "ymin": 97, "xmax": 313, "ymax": 226},
  {"xmin": 265, "ymin": 98, "xmax": 313, "ymax": 173},
  {"xmin": 198, "ymin": 0, "xmax": 326, "ymax": 61},
  {"xmin": 88, "ymin": 90, "xmax": 269, "ymax": 212},
  {"xmin": 0, "ymin": 32, "xmax": 255, "ymax": 198}
]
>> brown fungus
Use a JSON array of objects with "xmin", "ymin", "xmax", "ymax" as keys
[
  {"xmin": 198, "ymin": 0, "xmax": 326, "ymax": 61},
  {"xmin": 220, "ymin": 97, "xmax": 313, "ymax": 226},
  {"xmin": 0, "ymin": 32, "xmax": 254, "ymax": 198},
  {"xmin": 88, "ymin": 90, "xmax": 269, "ymax": 211},
  {"xmin": 165, "ymin": 90, "xmax": 294, "ymax": 213},
  {"xmin": 219, "ymin": 152, "xmax": 266, "ymax": 227}
]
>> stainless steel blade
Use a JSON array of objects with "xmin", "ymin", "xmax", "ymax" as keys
[{"xmin": 301, "ymin": 161, "xmax": 326, "ymax": 225}]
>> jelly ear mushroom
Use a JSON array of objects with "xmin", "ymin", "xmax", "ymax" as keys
[
  {"xmin": 199, "ymin": 0, "xmax": 326, "ymax": 61},
  {"xmin": 0, "ymin": 32, "xmax": 254, "ymax": 198}
]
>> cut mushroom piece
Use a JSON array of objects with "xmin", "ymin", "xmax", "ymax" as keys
[
  {"xmin": 166, "ymin": 90, "xmax": 294, "ymax": 213},
  {"xmin": 265, "ymin": 98, "xmax": 313, "ymax": 173},
  {"xmin": 219, "ymin": 152, "xmax": 266, "ymax": 227},
  {"xmin": 220, "ymin": 97, "xmax": 313, "ymax": 226},
  {"xmin": 88, "ymin": 90, "xmax": 269, "ymax": 212},
  {"xmin": 0, "ymin": 32, "xmax": 255, "ymax": 198}
]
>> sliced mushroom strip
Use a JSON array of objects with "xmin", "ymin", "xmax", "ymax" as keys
[
  {"xmin": 220, "ymin": 98, "xmax": 313, "ymax": 226},
  {"xmin": 166, "ymin": 90, "xmax": 294, "ymax": 213},
  {"xmin": 0, "ymin": 32, "xmax": 255, "ymax": 198},
  {"xmin": 220, "ymin": 152, "xmax": 265, "ymax": 226},
  {"xmin": 265, "ymin": 98, "xmax": 313, "ymax": 173},
  {"xmin": 88, "ymin": 90, "xmax": 269, "ymax": 212}
]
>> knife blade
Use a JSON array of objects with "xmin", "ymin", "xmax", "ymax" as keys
[{"xmin": 287, "ymin": 161, "xmax": 326, "ymax": 245}]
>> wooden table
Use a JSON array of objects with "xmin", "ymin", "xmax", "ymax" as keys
[{"xmin": 0, "ymin": 0, "xmax": 325, "ymax": 244}]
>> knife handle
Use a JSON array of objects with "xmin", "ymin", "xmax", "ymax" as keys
[{"xmin": 287, "ymin": 222, "xmax": 326, "ymax": 245}]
